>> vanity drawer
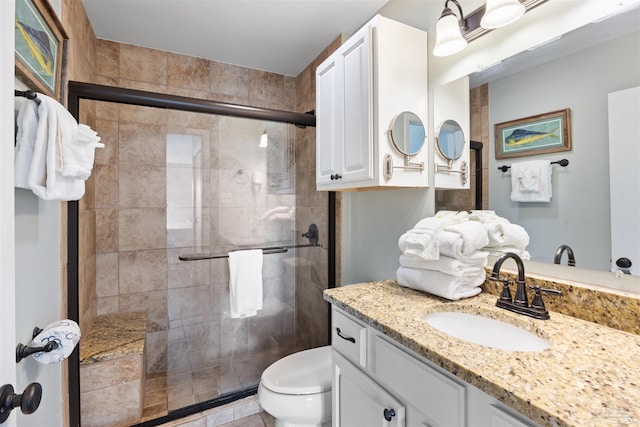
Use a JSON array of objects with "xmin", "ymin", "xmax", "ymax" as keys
[
  {"xmin": 332, "ymin": 307, "xmax": 367, "ymax": 367},
  {"xmin": 373, "ymin": 335, "xmax": 466, "ymax": 427}
]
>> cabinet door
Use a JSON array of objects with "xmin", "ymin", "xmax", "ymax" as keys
[
  {"xmin": 341, "ymin": 24, "xmax": 374, "ymax": 183},
  {"xmin": 334, "ymin": 351, "xmax": 405, "ymax": 427},
  {"xmin": 316, "ymin": 56, "xmax": 342, "ymax": 185}
]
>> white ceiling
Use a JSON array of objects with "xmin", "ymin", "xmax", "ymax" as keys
[
  {"xmin": 81, "ymin": 0, "xmax": 488, "ymax": 77},
  {"xmin": 81, "ymin": 1, "xmax": 638, "ymax": 80}
]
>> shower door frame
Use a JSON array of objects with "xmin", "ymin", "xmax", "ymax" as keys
[{"xmin": 66, "ymin": 81, "xmax": 333, "ymax": 426}]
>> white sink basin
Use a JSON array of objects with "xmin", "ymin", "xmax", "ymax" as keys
[{"xmin": 425, "ymin": 311, "xmax": 550, "ymax": 352}]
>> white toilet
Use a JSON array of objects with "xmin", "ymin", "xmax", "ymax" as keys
[{"xmin": 258, "ymin": 345, "xmax": 332, "ymax": 427}]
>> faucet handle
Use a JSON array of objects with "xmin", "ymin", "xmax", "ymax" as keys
[{"xmin": 529, "ymin": 285, "xmax": 562, "ymax": 311}]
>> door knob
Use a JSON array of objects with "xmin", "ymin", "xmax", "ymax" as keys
[{"xmin": 0, "ymin": 383, "xmax": 42, "ymax": 423}]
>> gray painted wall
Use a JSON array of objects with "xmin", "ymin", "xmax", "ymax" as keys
[
  {"xmin": 341, "ymin": 188, "xmax": 433, "ymax": 285},
  {"xmin": 488, "ymin": 32, "xmax": 640, "ymax": 271}
]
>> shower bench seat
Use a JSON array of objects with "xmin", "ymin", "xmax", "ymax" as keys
[{"xmin": 79, "ymin": 311, "xmax": 148, "ymax": 427}]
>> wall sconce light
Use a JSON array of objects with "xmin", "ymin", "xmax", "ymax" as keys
[
  {"xmin": 433, "ymin": 0, "xmax": 547, "ymax": 57},
  {"xmin": 259, "ymin": 130, "xmax": 268, "ymax": 148},
  {"xmin": 481, "ymin": 0, "xmax": 526, "ymax": 29},
  {"xmin": 433, "ymin": 0, "xmax": 468, "ymax": 57}
]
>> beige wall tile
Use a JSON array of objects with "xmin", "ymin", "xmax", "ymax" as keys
[
  {"xmin": 249, "ymin": 69, "xmax": 284, "ymax": 105},
  {"xmin": 119, "ymin": 290, "xmax": 168, "ymax": 332},
  {"xmin": 94, "ymin": 119, "xmax": 118, "ymax": 165},
  {"xmin": 210, "ymin": 62, "xmax": 249, "ymax": 98},
  {"xmin": 96, "ymin": 208, "xmax": 118, "ymax": 253},
  {"xmin": 80, "ymin": 354, "xmax": 143, "ymax": 392},
  {"xmin": 120, "ymin": 44, "xmax": 168, "ymax": 85},
  {"xmin": 96, "ymin": 252, "xmax": 118, "ymax": 297},
  {"xmin": 95, "ymin": 164, "xmax": 118, "ymax": 208},
  {"xmin": 118, "ymin": 208, "xmax": 166, "ymax": 251},
  {"xmin": 96, "ymin": 101, "xmax": 119, "ymax": 121},
  {"xmin": 119, "ymin": 122, "xmax": 167, "ymax": 166},
  {"xmin": 119, "ymin": 249, "xmax": 167, "ymax": 294},
  {"xmin": 96, "ymin": 39, "xmax": 119, "ymax": 80},
  {"xmin": 97, "ymin": 296, "xmax": 119, "ymax": 315},
  {"xmin": 168, "ymin": 53, "xmax": 211, "ymax": 92},
  {"xmin": 81, "ymin": 380, "xmax": 143, "ymax": 426},
  {"xmin": 119, "ymin": 165, "xmax": 167, "ymax": 208}
]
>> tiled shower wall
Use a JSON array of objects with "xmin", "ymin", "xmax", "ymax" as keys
[
  {"xmin": 89, "ymin": 40, "xmax": 331, "ymax": 373},
  {"xmin": 435, "ymin": 83, "xmax": 490, "ymax": 211}
]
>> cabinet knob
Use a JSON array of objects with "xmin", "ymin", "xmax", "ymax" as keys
[
  {"xmin": 330, "ymin": 173, "xmax": 342, "ymax": 180},
  {"xmin": 0, "ymin": 383, "xmax": 42, "ymax": 423},
  {"xmin": 383, "ymin": 408, "xmax": 396, "ymax": 421}
]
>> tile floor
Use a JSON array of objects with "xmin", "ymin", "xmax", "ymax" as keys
[{"xmin": 141, "ymin": 342, "xmax": 298, "ymax": 423}]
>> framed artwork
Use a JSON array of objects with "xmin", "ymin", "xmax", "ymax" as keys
[
  {"xmin": 495, "ymin": 109, "xmax": 572, "ymax": 160},
  {"xmin": 15, "ymin": 0, "xmax": 67, "ymax": 100}
]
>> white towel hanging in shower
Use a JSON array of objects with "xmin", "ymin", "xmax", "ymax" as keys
[{"xmin": 228, "ymin": 249, "xmax": 263, "ymax": 318}]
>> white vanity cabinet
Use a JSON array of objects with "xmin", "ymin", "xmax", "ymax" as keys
[
  {"xmin": 330, "ymin": 306, "xmax": 540, "ymax": 427},
  {"xmin": 316, "ymin": 15, "xmax": 428, "ymax": 191}
]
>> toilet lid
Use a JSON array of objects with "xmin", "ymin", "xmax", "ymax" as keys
[{"xmin": 261, "ymin": 345, "xmax": 332, "ymax": 395}]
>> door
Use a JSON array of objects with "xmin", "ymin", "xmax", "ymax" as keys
[
  {"xmin": 3, "ymin": 3, "xmax": 64, "ymax": 425},
  {"xmin": 1, "ymin": 2, "xmax": 17, "ymax": 426},
  {"xmin": 341, "ymin": 23, "xmax": 373, "ymax": 183},
  {"xmin": 333, "ymin": 351, "xmax": 405, "ymax": 427},
  {"xmin": 608, "ymin": 87, "xmax": 640, "ymax": 275}
]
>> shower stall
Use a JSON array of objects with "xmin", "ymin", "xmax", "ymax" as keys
[{"xmin": 67, "ymin": 82, "xmax": 331, "ymax": 425}]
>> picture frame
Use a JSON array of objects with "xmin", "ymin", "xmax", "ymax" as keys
[
  {"xmin": 494, "ymin": 109, "xmax": 572, "ymax": 160},
  {"xmin": 15, "ymin": 0, "xmax": 67, "ymax": 100}
]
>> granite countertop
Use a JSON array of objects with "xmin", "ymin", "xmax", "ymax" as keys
[
  {"xmin": 324, "ymin": 280, "xmax": 640, "ymax": 427},
  {"xmin": 80, "ymin": 311, "xmax": 147, "ymax": 364}
]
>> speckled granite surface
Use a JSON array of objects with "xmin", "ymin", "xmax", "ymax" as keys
[
  {"xmin": 324, "ymin": 280, "xmax": 640, "ymax": 427},
  {"xmin": 481, "ymin": 269, "xmax": 640, "ymax": 335},
  {"xmin": 80, "ymin": 312, "xmax": 147, "ymax": 364}
]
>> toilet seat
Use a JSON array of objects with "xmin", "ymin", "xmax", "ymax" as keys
[{"xmin": 261, "ymin": 346, "xmax": 332, "ymax": 395}]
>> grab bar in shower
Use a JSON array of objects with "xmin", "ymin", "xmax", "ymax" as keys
[{"xmin": 178, "ymin": 243, "xmax": 322, "ymax": 261}]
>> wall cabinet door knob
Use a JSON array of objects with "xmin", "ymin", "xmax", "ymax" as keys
[
  {"xmin": 383, "ymin": 408, "xmax": 396, "ymax": 421},
  {"xmin": 0, "ymin": 383, "xmax": 42, "ymax": 423}
]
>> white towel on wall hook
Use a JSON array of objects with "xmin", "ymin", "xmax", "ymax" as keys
[{"xmin": 510, "ymin": 159, "xmax": 552, "ymax": 202}]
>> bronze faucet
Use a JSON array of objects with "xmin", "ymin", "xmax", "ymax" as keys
[
  {"xmin": 554, "ymin": 244, "xmax": 576, "ymax": 266},
  {"xmin": 489, "ymin": 252, "xmax": 562, "ymax": 320}
]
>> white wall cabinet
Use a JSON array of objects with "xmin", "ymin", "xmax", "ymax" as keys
[
  {"xmin": 316, "ymin": 15, "xmax": 428, "ymax": 191},
  {"xmin": 331, "ymin": 307, "xmax": 541, "ymax": 427}
]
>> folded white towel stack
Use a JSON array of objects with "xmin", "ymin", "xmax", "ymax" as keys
[
  {"xmin": 31, "ymin": 319, "xmax": 81, "ymax": 365},
  {"xmin": 510, "ymin": 160, "xmax": 552, "ymax": 202},
  {"xmin": 14, "ymin": 94, "xmax": 103, "ymax": 201},
  {"xmin": 397, "ymin": 210, "xmax": 532, "ymax": 300},
  {"xmin": 396, "ymin": 267, "xmax": 484, "ymax": 300},
  {"xmin": 228, "ymin": 249, "xmax": 263, "ymax": 318}
]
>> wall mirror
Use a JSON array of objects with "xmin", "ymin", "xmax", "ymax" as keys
[
  {"xmin": 435, "ymin": 119, "xmax": 465, "ymax": 160},
  {"xmin": 383, "ymin": 111, "xmax": 425, "ymax": 180},
  {"xmin": 388, "ymin": 111, "xmax": 426, "ymax": 156},
  {"xmin": 435, "ymin": 119, "xmax": 468, "ymax": 185},
  {"xmin": 467, "ymin": 6, "xmax": 640, "ymax": 289}
]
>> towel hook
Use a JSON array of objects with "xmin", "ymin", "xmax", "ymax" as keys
[{"xmin": 15, "ymin": 327, "xmax": 58, "ymax": 363}]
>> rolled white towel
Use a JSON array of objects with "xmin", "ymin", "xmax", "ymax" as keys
[
  {"xmin": 396, "ymin": 266, "xmax": 485, "ymax": 300},
  {"xmin": 399, "ymin": 254, "xmax": 487, "ymax": 277},
  {"xmin": 439, "ymin": 231, "xmax": 490, "ymax": 261},
  {"xmin": 487, "ymin": 247, "xmax": 531, "ymax": 260},
  {"xmin": 443, "ymin": 221, "xmax": 489, "ymax": 254},
  {"xmin": 483, "ymin": 222, "xmax": 529, "ymax": 249},
  {"xmin": 399, "ymin": 230, "xmax": 439, "ymax": 261}
]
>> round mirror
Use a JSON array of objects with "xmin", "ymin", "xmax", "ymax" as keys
[
  {"xmin": 388, "ymin": 111, "xmax": 426, "ymax": 156},
  {"xmin": 436, "ymin": 120, "xmax": 465, "ymax": 160}
]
